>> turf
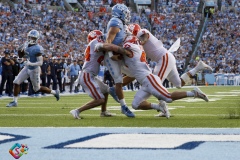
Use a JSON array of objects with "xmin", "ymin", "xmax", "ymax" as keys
[{"xmin": 0, "ymin": 86, "xmax": 240, "ymax": 127}]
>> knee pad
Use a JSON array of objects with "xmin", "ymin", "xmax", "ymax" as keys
[
  {"xmin": 94, "ymin": 77, "xmax": 108, "ymax": 94},
  {"xmin": 164, "ymin": 98, "xmax": 173, "ymax": 103},
  {"xmin": 112, "ymin": 75, "xmax": 123, "ymax": 84},
  {"xmin": 33, "ymin": 85, "xmax": 40, "ymax": 92},
  {"xmin": 132, "ymin": 99, "xmax": 140, "ymax": 110},
  {"xmin": 13, "ymin": 77, "xmax": 21, "ymax": 85}
]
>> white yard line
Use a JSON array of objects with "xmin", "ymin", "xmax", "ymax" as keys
[{"xmin": 0, "ymin": 114, "xmax": 232, "ymax": 117}]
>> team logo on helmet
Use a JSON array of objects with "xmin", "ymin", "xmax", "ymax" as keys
[
  {"xmin": 128, "ymin": 23, "xmax": 141, "ymax": 36},
  {"xmin": 112, "ymin": 4, "xmax": 131, "ymax": 24},
  {"xmin": 87, "ymin": 30, "xmax": 103, "ymax": 43},
  {"xmin": 27, "ymin": 30, "xmax": 40, "ymax": 45}
]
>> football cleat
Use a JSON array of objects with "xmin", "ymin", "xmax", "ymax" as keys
[
  {"xmin": 69, "ymin": 109, "xmax": 80, "ymax": 119},
  {"xmin": 6, "ymin": 101, "xmax": 18, "ymax": 107},
  {"xmin": 192, "ymin": 87, "xmax": 209, "ymax": 102},
  {"xmin": 108, "ymin": 87, "xmax": 119, "ymax": 103},
  {"xmin": 196, "ymin": 60, "xmax": 213, "ymax": 72},
  {"xmin": 157, "ymin": 100, "xmax": 170, "ymax": 119},
  {"xmin": 54, "ymin": 90, "xmax": 60, "ymax": 101},
  {"xmin": 100, "ymin": 111, "xmax": 116, "ymax": 117},
  {"xmin": 121, "ymin": 105, "xmax": 135, "ymax": 118},
  {"xmin": 154, "ymin": 112, "xmax": 171, "ymax": 117}
]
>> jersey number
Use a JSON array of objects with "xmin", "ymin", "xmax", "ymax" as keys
[
  {"xmin": 85, "ymin": 46, "xmax": 104, "ymax": 64},
  {"xmin": 85, "ymin": 46, "xmax": 91, "ymax": 61},
  {"xmin": 140, "ymin": 51, "xmax": 147, "ymax": 62}
]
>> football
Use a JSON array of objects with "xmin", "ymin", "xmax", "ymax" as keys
[{"xmin": 17, "ymin": 44, "xmax": 25, "ymax": 58}]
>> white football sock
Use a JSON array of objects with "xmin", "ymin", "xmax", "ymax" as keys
[
  {"xmin": 119, "ymin": 99, "xmax": 126, "ymax": 106},
  {"xmin": 151, "ymin": 103, "xmax": 159, "ymax": 110},
  {"xmin": 14, "ymin": 96, "xmax": 18, "ymax": 103},
  {"xmin": 186, "ymin": 91, "xmax": 194, "ymax": 97},
  {"xmin": 51, "ymin": 90, "xmax": 56, "ymax": 95}
]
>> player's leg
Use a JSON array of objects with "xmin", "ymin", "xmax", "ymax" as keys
[
  {"xmin": 100, "ymin": 93, "xmax": 116, "ymax": 117},
  {"xmin": 30, "ymin": 67, "xmax": 60, "ymax": 101},
  {"xmin": 94, "ymin": 77, "xmax": 116, "ymax": 116},
  {"xmin": 153, "ymin": 53, "xmax": 173, "ymax": 81},
  {"xmin": 7, "ymin": 67, "xmax": 29, "ymax": 107},
  {"xmin": 104, "ymin": 55, "xmax": 134, "ymax": 117},
  {"xmin": 150, "ymin": 74, "xmax": 209, "ymax": 102},
  {"xmin": 156, "ymin": 65, "xmax": 181, "ymax": 117},
  {"xmin": 191, "ymin": 60, "xmax": 213, "ymax": 75},
  {"xmin": 167, "ymin": 67, "xmax": 182, "ymax": 88},
  {"xmin": 95, "ymin": 76, "xmax": 119, "ymax": 103},
  {"xmin": 131, "ymin": 83, "xmax": 170, "ymax": 118},
  {"xmin": 70, "ymin": 72, "xmax": 106, "ymax": 119}
]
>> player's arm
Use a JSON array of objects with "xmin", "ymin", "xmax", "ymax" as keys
[
  {"xmin": 26, "ymin": 53, "xmax": 43, "ymax": 66},
  {"xmin": 17, "ymin": 42, "xmax": 28, "ymax": 58},
  {"xmin": 96, "ymin": 43, "xmax": 133, "ymax": 58},
  {"xmin": 106, "ymin": 27, "xmax": 120, "ymax": 60},
  {"xmin": 106, "ymin": 27, "xmax": 119, "ymax": 44},
  {"xmin": 138, "ymin": 33, "xmax": 149, "ymax": 45}
]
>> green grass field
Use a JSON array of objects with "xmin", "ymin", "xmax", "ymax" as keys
[{"xmin": 0, "ymin": 86, "xmax": 240, "ymax": 128}]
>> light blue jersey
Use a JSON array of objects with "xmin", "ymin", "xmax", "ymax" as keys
[
  {"xmin": 25, "ymin": 44, "xmax": 44, "ymax": 70},
  {"xmin": 107, "ymin": 17, "xmax": 125, "ymax": 45}
]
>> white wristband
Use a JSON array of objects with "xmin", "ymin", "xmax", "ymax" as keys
[{"xmin": 108, "ymin": 51, "xmax": 113, "ymax": 58}]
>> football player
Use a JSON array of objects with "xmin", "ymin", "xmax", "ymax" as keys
[
  {"xmin": 129, "ymin": 24, "xmax": 213, "ymax": 117},
  {"xmin": 69, "ymin": 30, "xmax": 118, "ymax": 119},
  {"xmin": 95, "ymin": 34, "xmax": 210, "ymax": 119},
  {"xmin": 6, "ymin": 30, "xmax": 60, "ymax": 107},
  {"xmin": 74, "ymin": 30, "xmax": 119, "ymax": 103},
  {"xmin": 104, "ymin": 4, "xmax": 135, "ymax": 117}
]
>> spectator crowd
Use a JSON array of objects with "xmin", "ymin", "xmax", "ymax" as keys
[{"xmin": 0, "ymin": 0, "xmax": 239, "ymax": 97}]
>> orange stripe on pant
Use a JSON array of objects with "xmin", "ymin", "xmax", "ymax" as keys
[
  {"xmin": 157, "ymin": 55, "xmax": 165, "ymax": 77},
  {"xmin": 83, "ymin": 72, "xmax": 98, "ymax": 99},
  {"xmin": 160, "ymin": 53, "xmax": 168, "ymax": 80},
  {"xmin": 87, "ymin": 73, "xmax": 101, "ymax": 99},
  {"xmin": 147, "ymin": 74, "xmax": 171, "ymax": 99},
  {"xmin": 150, "ymin": 74, "xmax": 171, "ymax": 98}
]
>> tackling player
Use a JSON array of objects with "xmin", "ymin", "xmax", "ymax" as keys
[
  {"xmin": 104, "ymin": 4, "xmax": 135, "ymax": 117},
  {"xmin": 95, "ymin": 35, "xmax": 210, "ymax": 119},
  {"xmin": 128, "ymin": 23, "xmax": 213, "ymax": 87},
  {"xmin": 6, "ymin": 30, "xmax": 60, "ymax": 107},
  {"xmin": 74, "ymin": 30, "xmax": 119, "ymax": 103},
  {"xmin": 69, "ymin": 30, "xmax": 118, "ymax": 119},
  {"xmin": 128, "ymin": 24, "xmax": 213, "ymax": 117}
]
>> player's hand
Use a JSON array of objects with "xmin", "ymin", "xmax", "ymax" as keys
[
  {"xmin": 138, "ymin": 38, "xmax": 147, "ymax": 45},
  {"xmin": 110, "ymin": 55, "xmax": 120, "ymax": 61},
  {"xmin": 94, "ymin": 43, "xmax": 103, "ymax": 52}
]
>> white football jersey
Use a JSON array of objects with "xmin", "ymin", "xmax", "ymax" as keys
[
  {"xmin": 82, "ymin": 39, "xmax": 104, "ymax": 76},
  {"xmin": 137, "ymin": 29, "xmax": 168, "ymax": 62},
  {"xmin": 123, "ymin": 42, "xmax": 152, "ymax": 84}
]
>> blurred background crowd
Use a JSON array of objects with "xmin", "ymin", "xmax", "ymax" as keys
[{"xmin": 0, "ymin": 0, "xmax": 239, "ymax": 97}]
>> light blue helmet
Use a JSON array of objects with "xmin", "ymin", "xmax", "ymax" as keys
[
  {"xmin": 27, "ymin": 29, "xmax": 40, "ymax": 45},
  {"xmin": 112, "ymin": 4, "xmax": 131, "ymax": 24}
]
